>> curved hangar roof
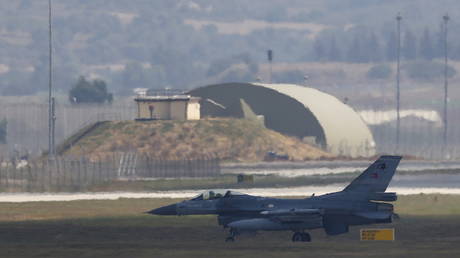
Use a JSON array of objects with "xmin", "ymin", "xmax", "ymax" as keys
[{"xmin": 189, "ymin": 83, "xmax": 375, "ymax": 157}]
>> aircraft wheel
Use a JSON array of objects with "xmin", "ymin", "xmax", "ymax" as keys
[
  {"xmin": 292, "ymin": 232, "xmax": 303, "ymax": 242},
  {"xmin": 301, "ymin": 233, "xmax": 311, "ymax": 242}
]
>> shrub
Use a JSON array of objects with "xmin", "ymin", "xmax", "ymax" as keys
[
  {"xmin": 367, "ymin": 64, "xmax": 392, "ymax": 79},
  {"xmin": 273, "ymin": 70, "xmax": 306, "ymax": 84},
  {"xmin": 403, "ymin": 61, "xmax": 456, "ymax": 80},
  {"xmin": 69, "ymin": 76, "xmax": 113, "ymax": 104},
  {"xmin": 0, "ymin": 118, "xmax": 6, "ymax": 144}
]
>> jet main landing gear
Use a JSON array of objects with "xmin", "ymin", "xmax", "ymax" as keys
[
  {"xmin": 292, "ymin": 232, "xmax": 311, "ymax": 242},
  {"xmin": 225, "ymin": 228, "xmax": 238, "ymax": 242}
]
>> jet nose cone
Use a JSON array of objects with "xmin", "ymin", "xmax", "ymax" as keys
[{"xmin": 148, "ymin": 204, "xmax": 177, "ymax": 215}]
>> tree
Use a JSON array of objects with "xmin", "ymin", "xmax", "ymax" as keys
[
  {"xmin": 402, "ymin": 29, "xmax": 417, "ymax": 60},
  {"xmin": 312, "ymin": 37, "xmax": 325, "ymax": 61},
  {"xmin": 347, "ymin": 34, "xmax": 367, "ymax": 63},
  {"xmin": 385, "ymin": 31, "xmax": 397, "ymax": 61},
  {"xmin": 367, "ymin": 32, "xmax": 382, "ymax": 62},
  {"xmin": 69, "ymin": 76, "xmax": 113, "ymax": 104},
  {"xmin": 151, "ymin": 46, "xmax": 204, "ymax": 88},
  {"xmin": 434, "ymin": 24, "xmax": 445, "ymax": 59},
  {"xmin": 273, "ymin": 70, "xmax": 306, "ymax": 84},
  {"xmin": 403, "ymin": 61, "xmax": 456, "ymax": 80},
  {"xmin": 207, "ymin": 53, "xmax": 258, "ymax": 78},
  {"xmin": 0, "ymin": 119, "xmax": 7, "ymax": 144},
  {"xmin": 327, "ymin": 36, "xmax": 342, "ymax": 61},
  {"xmin": 420, "ymin": 28, "xmax": 435, "ymax": 61},
  {"xmin": 367, "ymin": 64, "xmax": 392, "ymax": 79},
  {"xmin": 118, "ymin": 62, "xmax": 164, "ymax": 95}
]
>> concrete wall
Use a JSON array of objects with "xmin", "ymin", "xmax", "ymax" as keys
[
  {"xmin": 138, "ymin": 101, "xmax": 169, "ymax": 119},
  {"xmin": 137, "ymin": 100, "xmax": 190, "ymax": 120},
  {"xmin": 170, "ymin": 101, "xmax": 187, "ymax": 120},
  {"xmin": 187, "ymin": 101, "xmax": 201, "ymax": 120}
]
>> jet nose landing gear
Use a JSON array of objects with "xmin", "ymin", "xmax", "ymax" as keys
[{"xmin": 292, "ymin": 232, "xmax": 311, "ymax": 242}]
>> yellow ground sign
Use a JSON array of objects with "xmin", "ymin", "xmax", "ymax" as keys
[{"xmin": 360, "ymin": 228, "xmax": 395, "ymax": 241}]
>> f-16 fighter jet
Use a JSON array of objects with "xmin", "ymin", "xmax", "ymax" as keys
[{"xmin": 148, "ymin": 155, "xmax": 401, "ymax": 242}]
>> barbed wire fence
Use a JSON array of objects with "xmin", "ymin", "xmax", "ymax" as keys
[
  {"xmin": 0, "ymin": 153, "xmax": 220, "ymax": 193},
  {"xmin": 1, "ymin": 99, "xmax": 460, "ymax": 160},
  {"xmin": 0, "ymin": 102, "xmax": 136, "ymax": 156},
  {"xmin": 357, "ymin": 104, "xmax": 460, "ymax": 160}
]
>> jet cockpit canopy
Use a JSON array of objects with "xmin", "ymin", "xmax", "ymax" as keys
[{"xmin": 191, "ymin": 189, "xmax": 244, "ymax": 201}]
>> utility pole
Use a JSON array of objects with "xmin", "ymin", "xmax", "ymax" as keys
[
  {"xmin": 267, "ymin": 49, "xmax": 273, "ymax": 83},
  {"xmin": 395, "ymin": 13, "xmax": 402, "ymax": 152},
  {"xmin": 443, "ymin": 13, "xmax": 450, "ymax": 153},
  {"xmin": 48, "ymin": 0, "xmax": 55, "ymax": 158}
]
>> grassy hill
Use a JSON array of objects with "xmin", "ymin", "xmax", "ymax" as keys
[{"xmin": 63, "ymin": 118, "xmax": 333, "ymax": 162}]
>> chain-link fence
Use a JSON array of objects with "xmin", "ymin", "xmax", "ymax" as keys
[{"xmin": 0, "ymin": 153, "xmax": 220, "ymax": 192}]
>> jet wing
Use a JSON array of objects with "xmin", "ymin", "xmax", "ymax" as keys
[{"xmin": 259, "ymin": 208, "xmax": 323, "ymax": 227}]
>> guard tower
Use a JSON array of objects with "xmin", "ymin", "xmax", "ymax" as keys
[{"xmin": 134, "ymin": 89, "xmax": 200, "ymax": 121}]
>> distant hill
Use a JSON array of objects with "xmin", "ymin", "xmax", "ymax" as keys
[
  {"xmin": 62, "ymin": 118, "xmax": 333, "ymax": 162},
  {"xmin": 1, "ymin": 0, "xmax": 460, "ymax": 96}
]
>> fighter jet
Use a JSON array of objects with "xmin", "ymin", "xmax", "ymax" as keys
[{"xmin": 148, "ymin": 155, "xmax": 401, "ymax": 242}]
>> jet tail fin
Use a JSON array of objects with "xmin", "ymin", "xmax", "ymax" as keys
[{"xmin": 343, "ymin": 155, "xmax": 401, "ymax": 193}]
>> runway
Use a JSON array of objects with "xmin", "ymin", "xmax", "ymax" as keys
[
  {"xmin": 223, "ymin": 159, "xmax": 460, "ymax": 177},
  {"xmin": 1, "ymin": 160, "xmax": 458, "ymax": 202},
  {"xmin": 0, "ymin": 185, "xmax": 459, "ymax": 202}
]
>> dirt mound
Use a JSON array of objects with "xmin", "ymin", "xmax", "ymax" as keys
[{"xmin": 63, "ymin": 118, "xmax": 333, "ymax": 162}]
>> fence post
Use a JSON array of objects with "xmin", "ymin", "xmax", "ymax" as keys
[
  {"xmin": 70, "ymin": 160, "xmax": 75, "ymax": 190},
  {"xmin": 216, "ymin": 155, "xmax": 221, "ymax": 176},
  {"xmin": 26, "ymin": 164, "xmax": 31, "ymax": 192},
  {"xmin": 0, "ymin": 159, "xmax": 2, "ymax": 190},
  {"xmin": 187, "ymin": 157, "xmax": 192, "ymax": 177},
  {"xmin": 56, "ymin": 158, "xmax": 61, "ymax": 192},
  {"xmin": 40, "ymin": 161, "xmax": 45, "ymax": 192},
  {"xmin": 145, "ymin": 155, "xmax": 150, "ymax": 178},
  {"xmin": 0, "ymin": 159, "xmax": 2, "ymax": 189},
  {"xmin": 104, "ymin": 156, "xmax": 109, "ymax": 182},
  {"xmin": 62, "ymin": 158, "xmax": 67, "ymax": 190},
  {"xmin": 83, "ymin": 158, "xmax": 88, "ymax": 190},
  {"xmin": 32, "ymin": 161, "xmax": 38, "ymax": 192},
  {"xmin": 98, "ymin": 157, "xmax": 102, "ymax": 184},
  {"xmin": 113, "ymin": 154, "xmax": 117, "ymax": 180},
  {"xmin": 91, "ymin": 159, "xmax": 96, "ymax": 186},
  {"xmin": 20, "ymin": 166, "xmax": 25, "ymax": 192},
  {"xmin": 5, "ymin": 162, "xmax": 10, "ymax": 191},
  {"xmin": 77, "ymin": 159, "xmax": 82, "ymax": 191},
  {"xmin": 48, "ymin": 159, "xmax": 53, "ymax": 192},
  {"xmin": 159, "ymin": 158, "xmax": 163, "ymax": 178}
]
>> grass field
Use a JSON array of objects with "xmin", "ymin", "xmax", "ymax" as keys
[
  {"xmin": 64, "ymin": 119, "xmax": 331, "ymax": 162},
  {"xmin": 0, "ymin": 194, "xmax": 459, "ymax": 258}
]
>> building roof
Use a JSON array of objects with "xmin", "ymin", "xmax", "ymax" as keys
[
  {"xmin": 134, "ymin": 95, "xmax": 191, "ymax": 102},
  {"xmin": 253, "ymin": 83, "xmax": 375, "ymax": 156},
  {"xmin": 190, "ymin": 83, "xmax": 375, "ymax": 157}
]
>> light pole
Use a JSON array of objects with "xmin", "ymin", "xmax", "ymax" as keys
[
  {"xmin": 442, "ymin": 13, "xmax": 449, "ymax": 152},
  {"xmin": 395, "ymin": 13, "xmax": 402, "ymax": 152},
  {"xmin": 267, "ymin": 49, "xmax": 273, "ymax": 83},
  {"xmin": 303, "ymin": 75, "xmax": 309, "ymax": 86},
  {"xmin": 48, "ymin": 0, "xmax": 55, "ymax": 158}
]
